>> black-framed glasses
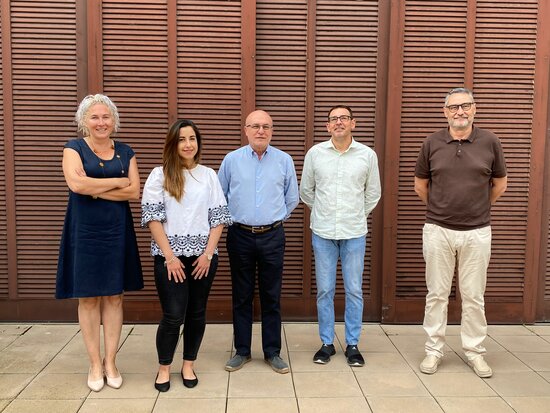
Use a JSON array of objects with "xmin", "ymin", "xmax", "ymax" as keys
[
  {"xmin": 445, "ymin": 102, "xmax": 474, "ymax": 113},
  {"xmin": 246, "ymin": 124, "xmax": 272, "ymax": 130},
  {"xmin": 328, "ymin": 115, "xmax": 353, "ymax": 123}
]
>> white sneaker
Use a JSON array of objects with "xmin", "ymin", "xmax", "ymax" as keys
[
  {"xmin": 468, "ymin": 356, "xmax": 492, "ymax": 378},
  {"xmin": 419, "ymin": 355, "xmax": 441, "ymax": 374}
]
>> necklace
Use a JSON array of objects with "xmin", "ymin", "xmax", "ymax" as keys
[{"xmin": 85, "ymin": 137, "xmax": 125, "ymax": 177}]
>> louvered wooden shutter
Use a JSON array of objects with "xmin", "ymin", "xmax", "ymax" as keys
[
  {"xmin": 0, "ymin": 4, "xmax": 7, "ymax": 298},
  {"xmin": 176, "ymin": 0, "xmax": 243, "ymax": 300},
  {"xmin": 101, "ymin": 0, "xmax": 170, "ymax": 300},
  {"xmin": 10, "ymin": 0, "xmax": 78, "ymax": 297},
  {"xmin": 473, "ymin": 1, "xmax": 537, "ymax": 301},
  {"xmin": 255, "ymin": 0, "xmax": 308, "ymax": 298},
  {"xmin": 313, "ymin": 0, "xmax": 379, "ymax": 304},
  {"xmin": 390, "ymin": 1, "xmax": 537, "ymax": 321}
]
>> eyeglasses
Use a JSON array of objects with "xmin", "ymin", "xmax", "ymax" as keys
[
  {"xmin": 445, "ymin": 102, "xmax": 474, "ymax": 113},
  {"xmin": 328, "ymin": 115, "xmax": 353, "ymax": 124},
  {"xmin": 246, "ymin": 124, "xmax": 272, "ymax": 131}
]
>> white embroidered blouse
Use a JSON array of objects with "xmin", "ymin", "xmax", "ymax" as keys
[{"xmin": 141, "ymin": 165, "xmax": 232, "ymax": 257}]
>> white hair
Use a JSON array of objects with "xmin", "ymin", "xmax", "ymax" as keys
[{"xmin": 75, "ymin": 94, "xmax": 120, "ymax": 136}]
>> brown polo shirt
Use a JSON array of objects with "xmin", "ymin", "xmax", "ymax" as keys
[{"xmin": 415, "ymin": 125, "xmax": 507, "ymax": 231}]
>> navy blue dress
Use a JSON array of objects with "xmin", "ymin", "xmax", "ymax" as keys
[{"xmin": 56, "ymin": 139, "xmax": 143, "ymax": 299}]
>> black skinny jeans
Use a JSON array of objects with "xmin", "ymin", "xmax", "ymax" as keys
[{"xmin": 154, "ymin": 254, "xmax": 217, "ymax": 365}]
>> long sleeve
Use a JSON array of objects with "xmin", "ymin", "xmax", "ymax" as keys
[{"xmin": 364, "ymin": 151, "xmax": 381, "ymax": 217}]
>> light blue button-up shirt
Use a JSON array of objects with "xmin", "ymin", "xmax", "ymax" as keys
[{"xmin": 218, "ymin": 145, "xmax": 299, "ymax": 226}]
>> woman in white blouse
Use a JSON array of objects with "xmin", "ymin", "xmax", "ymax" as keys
[{"xmin": 141, "ymin": 119, "xmax": 232, "ymax": 392}]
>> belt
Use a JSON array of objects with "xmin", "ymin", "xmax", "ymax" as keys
[{"xmin": 234, "ymin": 221, "xmax": 282, "ymax": 234}]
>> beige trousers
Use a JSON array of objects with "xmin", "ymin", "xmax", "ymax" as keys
[{"xmin": 422, "ymin": 223, "xmax": 492, "ymax": 360}]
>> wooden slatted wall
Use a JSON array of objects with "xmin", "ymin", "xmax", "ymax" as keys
[
  {"xmin": 11, "ymin": 0, "xmax": 77, "ymax": 298},
  {"xmin": 0, "ymin": 3, "xmax": 7, "ymax": 298},
  {"xmin": 176, "ymin": 0, "xmax": 242, "ymax": 300},
  {"xmin": 395, "ymin": 1, "xmax": 468, "ymax": 299},
  {"xmin": 392, "ymin": 0, "xmax": 537, "ymax": 321},
  {"xmin": 101, "ymin": 0, "xmax": 170, "ymax": 300},
  {"xmin": 472, "ymin": 0, "xmax": 536, "ymax": 300},
  {"xmin": 313, "ymin": 0, "xmax": 379, "ymax": 303},
  {"xmin": 255, "ymin": 0, "xmax": 307, "ymax": 297}
]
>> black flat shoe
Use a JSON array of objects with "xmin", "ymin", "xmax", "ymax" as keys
[
  {"xmin": 182, "ymin": 370, "xmax": 198, "ymax": 388},
  {"xmin": 154, "ymin": 372, "xmax": 170, "ymax": 392}
]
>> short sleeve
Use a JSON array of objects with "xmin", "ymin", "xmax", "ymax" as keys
[
  {"xmin": 141, "ymin": 167, "xmax": 166, "ymax": 227},
  {"xmin": 207, "ymin": 168, "xmax": 233, "ymax": 228}
]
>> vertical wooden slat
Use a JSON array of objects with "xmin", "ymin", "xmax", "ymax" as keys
[{"xmin": 11, "ymin": 0, "xmax": 78, "ymax": 297}]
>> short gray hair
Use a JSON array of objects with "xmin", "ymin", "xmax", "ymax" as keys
[
  {"xmin": 445, "ymin": 87, "xmax": 475, "ymax": 106},
  {"xmin": 75, "ymin": 94, "xmax": 120, "ymax": 136}
]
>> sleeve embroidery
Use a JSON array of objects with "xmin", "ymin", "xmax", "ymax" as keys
[
  {"xmin": 141, "ymin": 201, "xmax": 166, "ymax": 227},
  {"xmin": 208, "ymin": 205, "xmax": 233, "ymax": 228}
]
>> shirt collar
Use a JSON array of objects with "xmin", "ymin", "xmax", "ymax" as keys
[
  {"xmin": 445, "ymin": 125, "xmax": 477, "ymax": 143},
  {"xmin": 247, "ymin": 144, "xmax": 270, "ymax": 158},
  {"xmin": 324, "ymin": 137, "xmax": 357, "ymax": 153}
]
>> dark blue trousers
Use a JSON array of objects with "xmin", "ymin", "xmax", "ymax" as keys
[{"xmin": 226, "ymin": 224, "xmax": 285, "ymax": 359}]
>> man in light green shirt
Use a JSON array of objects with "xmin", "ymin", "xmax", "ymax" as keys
[{"xmin": 300, "ymin": 105, "xmax": 381, "ymax": 367}]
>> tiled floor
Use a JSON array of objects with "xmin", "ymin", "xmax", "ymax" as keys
[{"xmin": 1, "ymin": 322, "xmax": 550, "ymax": 412}]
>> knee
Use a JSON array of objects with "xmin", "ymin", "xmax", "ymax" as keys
[
  {"xmin": 317, "ymin": 284, "xmax": 335, "ymax": 300},
  {"xmin": 103, "ymin": 294, "xmax": 123, "ymax": 308},
  {"xmin": 162, "ymin": 311, "xmax": 184, "ymax": 328},
  {"xmin": 79, "ymin": 296, "xmax": 101, "ymax": 310}
]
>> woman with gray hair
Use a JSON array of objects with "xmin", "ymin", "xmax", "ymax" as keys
[{"xmin": 56, "ymin": 94, "xmax": 143, "ymax": 391}]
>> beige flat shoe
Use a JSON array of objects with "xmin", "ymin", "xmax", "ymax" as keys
[{"xmin": 87, "ymin": 367, "xmax": 105, "ymax": 392}]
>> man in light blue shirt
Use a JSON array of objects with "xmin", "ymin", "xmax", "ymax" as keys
[
  {"xmin": 300, "ymin": 105, "xmax": 381, "ymax": 367},
  {"xmin": 218, "ymin": 109, "xmax": 299, "ymax": 374}
]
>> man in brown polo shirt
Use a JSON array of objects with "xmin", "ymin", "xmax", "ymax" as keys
[{"xmin": 414, "ymin": 87, "xmax": 507, "ymax": 378}]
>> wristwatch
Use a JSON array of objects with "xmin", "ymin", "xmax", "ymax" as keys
[{"xmin": 205, "ymin": 253, "xmax": 213, "ymax": 261}]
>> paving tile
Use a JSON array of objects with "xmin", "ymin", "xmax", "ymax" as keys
[
  {"xmin": 228, "ymin": 371, "xmax": 294, "ymax": 398},
  {"xmin": 2, "ymin": 399, "xmax": 82, "ymax": 413},
  {"xmin": 418, "ymin": 372, "xmax": 496, "ymax": 397},
  {"xmin": 362, "ymin": 334, "xmax": 399, "ymax": 353},
  {"xmin": 335, "ymin": 323, "xmax": 386, "ymax": 340},
  {"xmin": 485, "ymin": 371, "xmax": 550, "ymax": 396},
  {"xmin": 154, "ymin": 398, "xmax": 226, "ymax": 413},
  {"xmin": 0, "ymin": 400, "xmax": 10, "ymax": 410},
  {"xmin": 285, "ymin": 332, "xmax": 330, "ymax": 352},
  {"xmin": 355, "ymin": 371, "xmax": 429, "ymax": 397},
  {"xmin": 0, "ymin": 373, "xmax": 34, "ymax": 399},
  {"xmin": 388, "ymin": 335, "xmax": 452, "ymax": 353},
  {"xmin": 298, "ymin": 397, "xmax": 371, "ymax": 413},
  {"xmin": 525, "ymin": 325, "xmax": 550, "ymax": 336},
  {"xmin": 17, "ymin": 373, "xmax": 90, "ymax": 400},
  {"xmin": 539, "ymin": 371, "xmax": 550, "ymax": 382},
  {"xmin": 193, "ymin": 350, "xmax": 233, "ymax": 372},
  {"xmin": 367, "ymin": 396, "xmax": 443, "ymax": 413},
  {"xmin": 361, "ymin": 352, "xmax": 412, "ymax": 372},
  {"xmin": 227, "ymin": 398, "xmax": 298, "ymax": 413},
  {"xmin": 488, "ymin": 325, "xmax": 535, "ymax": 336},
  {"xmin": 494, "ymin": 335, "xmax": 550, "ymax": 353},
  {"xmin": 0, "ymin": 336, "xmax": 18, "ymax": 352},
  {"xmin": 12, "ymin": 325, "xmax": 79, "ymax": 348},
  {"xmin": 504, "ymin": 396, "xmax": 550, "ymax": 413},
  {"xmin": 436, "ymin": 396, "xmax": 515, "ymax": 413},
  {"xmin": 88, "ymin": 373, "xmax": 160, "ymax": 399},
  {"xmin": 42, "ymin": 352, "xmax": 89, "ymax": 374},
  {"xmin": 199, "ymin": 324, "xmax": 234, "ymax": 352},
  {"xmin": 159, "ymin": 372, "xmax": 228, "ymax": 399},
  {"xmin": 288, "ymin": 350, "xmax": 350, "ymax": 372},
  {"xmin": 294, "ymin": 371, "xmax": 362, "ymax": 398},
  {"xmin": 79, "ymin": 398, "xmax": 155, "ymax": 413},
  {"xmin": 116, "ymin": 350, "xmax": 159, "ymax": 374},
  {"xmin": 127, "ymin": 324, "xmax": 158, "ymax": 336},
  {"xmin": 512, "ymin": 352, "xmax": 550, "ymax": 371},
  {"xmin": 60, "ymin": 326, "xmax": 132, "ymax": 355},
  {"xmin": 381, "ymin": 325, "xmax": 426, "ymax": 336},
  {"xmin": 0, "ymin": 348, "xmax": 58, "ymax": 373},
  {"xmin": 0, "ymin": 325, "xmax": 32, "ymax": 336},
  {"xmin": 479, "ymin": 351, "xmax": 531, "ymax": 372}
]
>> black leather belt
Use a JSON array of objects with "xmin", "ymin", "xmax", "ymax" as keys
[{"xmin": 234, "ymin": 221, "xmax": 282, "ymax": 234}]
